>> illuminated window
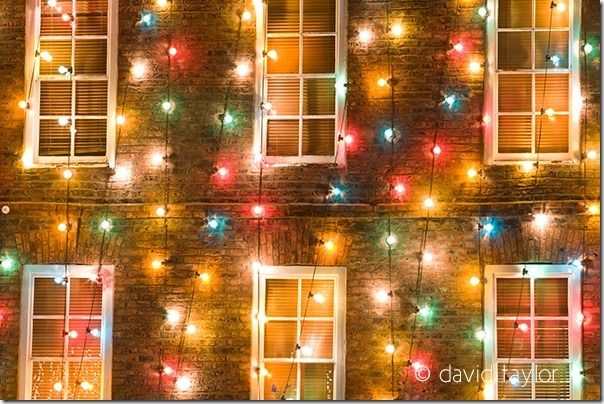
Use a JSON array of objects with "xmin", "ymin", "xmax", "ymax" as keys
[
  {"xmin": 484, "ymin": 264, "xmax": 582, "ymax": 399},
  {"xmin": 18, "ymin": 265, "xmax": 113, "ymax": 400},
  {"xmin": 485, "ymin": 0, "xmax": 580, "ymax": 162},
  {"xmin": 255, "ymin": 0, "xmax": 347, "ymax": 164},
  {"xmin": 252, "ymin": 266, "xmax": 346, "ymax": 399},
  {"xmin": 24, "ymin": 0, "xmax": 117, "ymax": 166}
]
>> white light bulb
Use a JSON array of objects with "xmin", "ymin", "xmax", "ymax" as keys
[
  {"xmin": 359, "ymin": 29, "xmax": 372, "ymax": 43},
  {"xmin": 375, "ymin": 289, "xmax": 390, "ymax": 303},
  {"xmin": 385, "ymin": 234, "xmax": 397, "ymax": 246},
  {"xmin": 185, "ymin": 324, "xmax": 197, "ymax": 334},
  {"xmin": 241, "ymin": 10, "xmax": 252, "ymax": 21},
  {"xmin": 313, "ymin": 293, "xmax": 325, "ymax": 304},
  {"xmin": 162, "ymin": 101, "xmax": 173, "ymax": 112},
  {"xmin": 116, "ymin": 115, "xmax": 126, "ymax": 125},
  {"xmin": 520, "ymin": 161, "xmax": 535, "ymax": 172},
  {"xmin": 90, "ymin": 328, "xmax": 101, "ymax": 337},
  {"xmin": 266, "ymin": 49, "xmax": 278, "ymax": 60},
  {"xmin": 156, "ymin": 206, "xmax": 166, "ymax": 217},
  {"xmin": 100, "ymin": 219, "xmax": 111, "ymax": 231},
  {"xmin": 151, "ymin": 153, "xmax": 164, "ymax": 166},
  {"xmin": 131, "ymin": 63, "xmax": 146, "ymax": 78},
  {"xmin": 385, "ymin": 343, "xmax": 396, "ymax": 354},
  {"xmin": 390, "ymin": 24, "xmax": 403, "ymax": 37},
  {"xmin": 586, "ymin": 150, "xmax": 598, "ymax": 160},
  {"xmin": 223, "ymin": 112, "xmax": 234, "ymax": 124},
  {"xmin": 58, "ymin": 116, "xmax": 70, "ymax": 126},
  {"xmin": 252, "ymin": 204, "xmax": 264, "ymax": 217},
  {"xmin": 199, "ymin": 272, "xmax": 210, "ymax": 282},
  {"xmin": 469, "ymin": 276, "xmax": 480, "ymax": 286},
  {"xmin": 518, "ymin": 323, "xmax": 529, "ymax": 332},
  {"xmin": 62, "ymin": 169, "xmax": 73, "ymax": 180},
  {"xmin": 236, "ymin": 62, "xmax": 250, "ymax": 77},
  {"xmin": 113, "ymin": 167, "xmax": 131, "ymax": 181},
  {"xmin": 208, "ymin": 218, "xmax": 219, "ymax": 229},
  {"xmin": 469, "ymin": 61, "xmax": 481, "ymax": 73},
  {"xmin": 422, "ymin": 252, "xmax": 433, "ymax": 263},
  {"xmin": 534, "ymin": 213, "xmax": 549, "ymax": 229},
  {"xmin": 166, "ymin": 309, "xmax": 180, "ymax": 324},
  {"xmin": 80, "ymin": 381, "xmax": 92, "ymax": 391},
  {"xmin": 175, "ymin": 376, "xmax": 192, "ymax": 391},
  {"xmin": 300, "ymin": 345, "xmax": 313, "ymax": 356},
  {"xmin": 453, "ymin": 42, "xmax": 464, "ymax": 52},
  {"xmin": 68, "ymin": 330, "xmax": 78, "ymax": 339},
  {"xmin": 583, "ymin": 43, "xmax": 593, "ymax": 55},
  {"xmin": 478, "ymin": 6, "xmax": 488, "ymax": 17},
  {"xmin": 163, "ymin": 366, "xmax": 174, "ymax": 375},
  {"xmin": 39, "ymin": 51, "xmax": 53, "ymax": 62},
  {"xmin": 475, "ymin": 329, "xmax": 487, "ymax": 341},
  {"xmin": 555, "ymin": 2, "xmax": 566, "ymax": 12},
  {"xmin": 53, "ymin": 381, "xmax": 63, "ymax": 392},
  {"xmin": 423, "ymin": 197, "xmax": 435, "ymax": 209}
]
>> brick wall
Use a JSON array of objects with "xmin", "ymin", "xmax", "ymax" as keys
[{"xmin": 0, "ymin": 0, "xmax": 600, "ymax": 400}]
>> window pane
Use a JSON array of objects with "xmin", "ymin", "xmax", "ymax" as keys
[
  {"xmin": 31, "ymin": 361, "xmax": 64, "ymax": 400},
  {"xmin": 68, "ymin": 361, "xmax": 102, "ymax": 399},
  {"xmin": 534, "ymin": 278, "xmax": 568, "ymax": 316},
  {"xmin": 41, "ymin": 3, "xmax": 73, "ymax": 36},
  {"xmin": 39, "ymin": 40, "xmax": 71, "ymax": 76},
  {"xmin": 535, "ymin": 74, "xmax": 569, "ymax": 112},
  {"xmin": 300, "ymin": 320, "xmax": 333, "ymax": 359},
  {"xmin": 303, "ymin": 0, "xmax": 335, "ymax": 32},
  {"xmin": 498, "ymin": 32, "xmax": 531, "ymax": 70},
  {"xmin": 498, "ymin": 0, "xmax": 532, "ymax": 28},
  {"xmin": 303, "ymin": 78, "xmax": 335, "ymax": 115},
  {"xmin": 32, "ymin": 319, "xmax": 64, "ymax": 357},
  {"xmin": 264, "ymin": 321, "xmax": 297, "ymax": 358},
  {"xmin": 302, "ymin": 119, "xmax": 334, "ymax": 155},
  {"xmin": 75, "ymin": 119, "xmax": 107, "ymax": 156},
  {"xmin": 536, "ymin": 0, "xmax": 569, "ymax": 28},
  {"xmin": 496, "ymin": 319, "xmax": 531, "ymax": 359},
  {"xmin": 70, "ymin": 278, "xmax": 103, "ymax": 316},
  {"xmin": 535, "ymin": 363, "xmax": 571, "ymax": 399},
  {"xmin": 497, "ymin": 363, "xmax": 533, "ymax": 399},
  {"xmin": 535, "ymin": 319, "xmax": 569, "ymax": 359},
  {"xmin": 498, "ymin": 74, "xmax": 531, "ymax": 112},
  {"xmin": 303, "ymin": 36, "xmax": 335, "ymax": 73},
  {"xmin": 498, "ymin": 116, "xmax": 532, "ymax": 153},
  {"xmin": 535, "ymin": 114, "xmax": 568, "ymax": 153},
  {"xmin": 301, "ymin": 279, "xmax": 334, "ymax": 317},
  {"xmin": 263, "ymin": 363, "xmax": 297, "ymax": 400},
  {"xmin": 267, "ymin": 0, "xmax": 299, "ymax": 33},
  {"xmin": 76, "ymin": 0, "xmax": 108, "ymax": 36},
  {"xmin": 40, "ymin": 81, "xmax": 72, "ymax": 116},
  {"xmin": 39, "ymin": 119, "xmax": 71, "ymax": 156},
  {"xmin": 268, "ymin": 78, "xmax": 300, "ymax": 116},
  {"xmin": 535, "ymin": 31, "xmax": 569, "ymax": 69},
  {"xmin": 68, "ymin": 319, "xmax": 102, "ymax": 357},
  {"xmin": 496, "ymin": 278, "xmax": 531, "ymax": 316},
  {"xmin": 267, "ymin": 37, "xmax": 299, "ymax": 74},
  {"xmin": 75, "ymin": 39, "xmax": 107, "ymax": 75},
  {"xmin": 300, "ymin": 363, "xmax": 334, "ymax": 400},
  {"xmin": 265, "ymin": 279, "xmax": 298, "ymax": 317},
  {"xmin": 34, "ymin": 278, "xmax": 67, "ymax": 316},
  {"xmin": 76, "ymin": 81, "xmax": 108, "ymax": 115},
  {"xmin": 267, "ymin": 120, "xmax": 299, "ymax": 156}
]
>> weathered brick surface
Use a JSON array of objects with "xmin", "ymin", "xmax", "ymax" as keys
[{"xmin": 0, "ymin": 0, "xmax": 600, "ymax": 400}]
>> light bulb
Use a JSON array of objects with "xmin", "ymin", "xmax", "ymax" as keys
[
  {"xmin": 469, "ymin": 276, "xmax": 480, "ymax": 286},
  {"xmin": 266, "ymin": 49, "xmax": 278, "ymax": 60},
  {"xmin": 544, "ymin": 107, "xmax": 555, "ymax": 119},
  {"xmin": 259, "ymin": 368, "xmax": 269, "ymax": 377},
  {"xmin": 555, "ymin": 2, "xmax": 566, "ymax": 12},
  {"xmin": 261, "ymin": 102, "xmax": 272, "ymax": 111},
  {"xmin": 432, "ymin": 145, "xmax": 441, "ymax": 155},
  {"xmin": 550, "ymin": 54, "xmax": 561, "ymax": 66},
  {"xmin": 61, "ymin": 13, "xmax": 71, "ymax": 22},
  {"xmin": 252, "ymin": 204, "xmax": 264, "ymax": 217},
  {"xmin": 100, "ymin": 219, "xmax": 112, "ymax": 231},
  {"xmin": 444, "ymin": 95, "xmax": 456, "ymax": 108},
  {"xmin": 252, "ymin": 261, "xmax": 263, "ymax": 272},
  {"xmin": 18, "ymin": 100, "xmax": 28, "ymax": 109},
  {"xmin": 151, "ymin": 259, "xmax": 163, "ymax": 269},
  {"xmin": 242, "ymin": 10, "xmax": 252, "ymax": 20},
  {"xmin": 114, "ymin": 166, "xmax": 131, "ymax": 181},
  {"xmin": 483, "ymin": 223, "xmax": 494, "ymax": 233},
  {"xmin": 331, "ymin": 187, "xmax": 342, "ymax": 197},
  {"xmin": 53, "ymin": 381, "xmax": 63, "ymax": 392},
  {"xmin": 323, "ymin": 240, "xmax": 335, "ymax": 251},
  {"xmin": 300, "ymin": 345, "xmax": 313, "ymax": 356},
  {"xmin": 453, "ymin": 42, "xmax": 464, "ymax": 52},
  {"xmin": 216, "ymin": 167, "xmax": 228, "ymax": 178},
  {"xmin": 359, "ymin": 29, "xmax": 372, "ymax": 43},
  {"xmin": 80, "ymin": 381, "xmax": 92, "ymax": 391},
  {"xmin": 58, "ymin": 116, "xmax": 70, "ymax": 126},
  {"xmin": 483, "ymin": 383, "xmax": 495, "ymax": 400},
  {"xmin": 384, "ymin": 128, "xmax": 394, "ymax": 141},
  {"xmin": 39, "ymin": 51, "xmax": 53, "ymax": 62},
  {"xmin": 422, "ymin": 252, "xmax": 433, "ymax": 263},
  {"xmin": 168, "ymin": 46, "xmax": 177, "ymax": 56},
  {"xmin": 207, "ymin": 218, "xmax": 219, "ymax": 229},
  {"xmin": 394, "ymin": 183, "xmax": 405, "ymax": 195},
  {"xmin": 377, "ymin": 78, "xmax": 388, "ymax": 87},
  {"xmin": 411, "ymin": 361, "xmax": 422, "ymax": 370},
  {"xmin": 423, "ymin": 197, "xmax": 435, "ymax": 209},
  {"xmin": 156, "ymin": 206, "xmax": 166, "ymax": 217},
  {"xmin": 576, "ymin": 312, "xmax": 585, "ymax": 325},
  {"xmin": 520, "ymin": 161, "xmax": 534, "ymax": 172},
  {"xmin": 199, "ymin": 272, "xmax": 210, "ymax": 282},
  {"xmin": 166, "ymin": 309, "xmax": 180, "ymax": 324},
  {"xmin": 58, "ymin": 65, "xmax": 69, "ymax": 74},
  {"xmin": 385, "ymin": 343, "xmax": 396, "ymax": 354},
  {"xmin": 90, "ymin": 328, "xmax": 101, "ymax": 337},
  {"xmin": 161, "ymin": 101, "xmax": 173, "ymax": 112},
  {"xmin": 54, "ymin": 276, "xmax": 63, "ymax": 284},
  {"xmin": 163, "ymin": 366, "xmax": 174, "ymax": 375},
  {"xmin": 375, "ymin": 289, "xmax": 390, "ymax": 303},
  {"xmin": 469, "ymin": 61, "xmax": 481, "ymax": 73},
  {"xmin": 475, "ymin": 329, "xmax": 487, "ymax": 341},
  {"xmin": 386, "ymin": 234, "xmax": 397, "ymax": 246},
  {"xmin": 223, "ymin": 112, "xmax": 234, "ymax": 124},
  {"xmin": 588, "ymin": 204, "xmax": 599, "ymax": 215},
  {"xmin": 313, "ymin": 293, "xmax": 325, "ymax": 304},
  {"xmin": 62, "ymin": 169, "xmax": 73, "ymax": 180},
  {"xmin": 141, "ymin": 13, "xmax": 152, "ymax": 25},
  {"xmin": 236, "ymin": 62, "xmax": 250, "ymax": 77},
  {"xmin": 131, "ymin": 62, "xmax": 146, "ymax": 78},
  {"xmin": 68, "ymin": 330, "xmax": 78, "ymax": 338},
  {"xmin": 418, "ymin": 305, "xmax": 431, "ymax": 317},
  {"xmin": 467, "ymin": 168, "xmax": 478, "ymax": 178},
  {"xmin": 534, "ymin": 213, "xmax": 549, "ymax": 228},
  {"xmin": 482, "ymin": 114, "xmax": 491, "ymax": 124},
  {"xmin": 1, "ymin": 258, "xmax": 13, "ymax": 270},
  {"xmin": 390, "ymin": 24, "xmax": 403, "ymax": 37},
  {"xmin": 175, "ymin": 376, "xmax": 192, "ymax": 391},
  {"xmin": 151, "ymin": 153, "xmax": 164, "ymax": 166},
  {"xmin": 185, "ymin": 324, "xmax": 197, "ymax": 334},
  {"xmin": 586, "ymin": 150, "xmax": 598, "ymax": 160},
  {"xmin": 518, "ymin": 323, "xmax": 529, "ymax": 332},
  {"xmin": 343, "ymin": 134, "xmax": 353, "ymax": 145},
  {"xmin": 583, "ymin": 43, "xmax": 593, "ymax": 55},
  {"xmin": 509, "ymin": 374, "xmax": 520, "ymax": 386},
  {"xmin": 58, "ymin": 222, "xmax": 68, "ymax": 232},
  {"xmin": 157, "ymin": 0, "xmax": 168, "ymax": 8},
  {"xmin": 478, "ymin": 6, "xmax": 488, "ymax": 17},
  {"xmin": 48, "ymin": 0, "xmax": 57, "ymax": 7},
  {"xmin": 116, "ymin": 115, "xmax": 126, "ymax": 125}
]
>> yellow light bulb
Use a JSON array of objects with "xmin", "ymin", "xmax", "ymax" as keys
[
  {"xmin": 377, "ymin": 78, "xmax": 388, "ymax": 87},
  {"xmin": 116, "ymin": 115, "xmax": 126, "ymax": 125},
  {"xmin": 266, "ymin": 49, "xmax": 278, "ymax": 60},
  {"xmin": 131, "ymin": 62, "xmax": 146, "ymax": 78},
  {"xmin": 359, "ymin": 29, "xmax": 372, "ymax": 43},
  {"xmin": 385, "ymin": 343, "xmax": 396, "ymax": 354},
  {"xmin": 156, "ymin": 206, "xmax": 166, "ymax": 217},
  {"xmin": 58, "ymin": 223, "xmax": 68, "ymax": 232},
  {"xmin": 588, "ymin": 204, "xmax": 599, "ymax": 215},
  {"xmin": 151, "ymin": 259, "xmax": 163, "ymax": 269},
  {"xmin": 18, "ymin": 100, "xmax": 28, "ymax": 109},
  {"xmin": 423, "ymin": 197, "xmax": 435, "ymax": 209},
  {"xmin": 323, "ymin": 240, "xmax": 335, "ymax": 251},
  {"xmin": 242, "ymin": 10, "xmax": 252, "ymax": 20},
  {"xmin": 467, "ymin": 168, "xmax": 478, "ymax": 178},
  {"xmin": 469, "ymin": 276, "xmax": 480, "ymax": 286},
  {"xmin": 199, "ymin": 272, "xmax": 210, "ymax": 282},
  {"xmin": 520, "ymin": 161, "xmax": 534, "ymax": 172},
  {"xmin": 62, "ymin": 169, "xmax": 73, "ymax": 180},
  {"xmin": 586, "ymin": 150, "xmax": 598, "ymax": 160},
  {"xmin": 469, "ymin": 61, "xmax": 481, "ymax": 73},
  {"xmin": 185, "ymin": 324, "xmax": 197, "ymax": 334},
  {"xmin": 390, "ymin": 24, "xmax": 403, "ymax": 37}
]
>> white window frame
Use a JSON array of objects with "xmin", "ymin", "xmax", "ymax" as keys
[
  {"xmin": 484, "ymin": 264, "xmax": 582, "ymax": 400},
  {"xmin": 18, "ymin": 264, "xmax": 114, "ymax": 400},
  {"xmin": 484, "ymin": 0, "xmax": 582, "ymax": 164},
  {"xmin": 253, "ymin": 0, "xmax": 347, "ymax": 166},
  {"xmin": 251, "ymin": 265, "xmax": 346, "ymax": 399},
  {"xmin": 23, "ymin": 0, "xmax": 118, "ymax": 168}
]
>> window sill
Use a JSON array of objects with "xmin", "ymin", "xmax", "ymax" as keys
[
  {"xmin": 262, "ymin": 155, "xmax": 340, "ymax": 167},
  {"xmin": 26, "ymin": 156, "xmax": 110, "ymax": 169}
]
